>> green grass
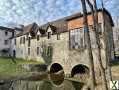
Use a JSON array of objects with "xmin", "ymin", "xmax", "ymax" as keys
[
  {"xmin": 111, "ymin": 50, "xmax": 119, "ymax": 66},
  {"xmin": 110, "ymin": 52, "xmax": 119, "ymax": 80},
  {"xmin": 0, "ymin": 57, "xmax": 43, "ymax": 78},
  {"xmin": 115, "ymin": 50, "xmax": 119, "ymax": 56},
  {"xmin": 115, "ymin": 50, "xmax": 119, "ymax": 60}
]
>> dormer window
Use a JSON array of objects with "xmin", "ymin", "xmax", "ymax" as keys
[
  {"xmin": 48, "ymin": 32, "xmax": 51, "ymax": 39},
  {"xmin": 28, "ymin": 33, "xmax": 31, "ymax": 47},
  {"xmin": 47, "ymin": 25, "xmax": 53, "ymax": 39},
  {"xmin": 37, "ymin": 30, "xmax": 41, "ymax": 41}
]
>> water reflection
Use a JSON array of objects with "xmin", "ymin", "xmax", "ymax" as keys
[
  {"xmin": 0, "ymin": 73, "xmax": 85, "ymax": 90},
  {"xmin": 49, "ymin": 63, "xmax": 65, "ymax": 86},
  {"xmin": 0, "ymin": 67, "xmax": 86, "ymax": 90},
  {"xmin": 7, "ymin": 80, "xmax": 83, "ymax": 90}
]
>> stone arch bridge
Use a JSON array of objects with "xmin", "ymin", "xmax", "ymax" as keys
[{"xmin": 42, "ymin": 33, "xmax": 104, "ymax": 85}]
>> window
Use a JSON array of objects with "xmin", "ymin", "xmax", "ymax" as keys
[
  {"xmin": 47, "ymin": 46, "xmax": 52, "ymax": 56},
  {"xmin": 5, "ymin": 31, "xmax": 8, "ymax": 36},
  {"xmin": 26, "ymin": 35, "xmax": 29, "ymax": 40},
  {"xmin": 37, "ymin": 47, "xmax": 39, "ymax": 55},
  {"xmin": 57, "ymin": 34, "xmax": 60, "ymax": 40},
  {"xmin": 70, "ymin": 28, "xmax": 85, "ymax": 49},
  {"xmin": 4, "ymin": 40, "xmax": 8, "ymax": 45},
  {"xmin": 12, "ymin": 32, "xmax": 14, "ymax": 37},
  {"xmin": 28, "ymin": 48, "xmax": 30, "ymax": 55},
  {"xmin": 14, "ymin": 39, "xmax": 16, "ymax": 45},
  {"xmin": 28, "ymin": 37, "xmax": 31, "ymax": 47},
  {"xmin": 37, "ymin": 35, "xmax": 40, "ymax": 41},
  {"xmin": 37, "ymin": 30, "xmax": 41, "ymax": 41},
  {"xmin": 48, "ymin": 32, "xmax": 51, "ymax": 39},
  {"xmin": 98, "ymin": 23, "xmax": 102, "ymax": 35},
  {"xmin": 20, "ymin": 37, "xmax": 22, "ymax": 44},
  {"xmin": 23, "ymin": 37, "xmax": 25, "ymax": 44}
]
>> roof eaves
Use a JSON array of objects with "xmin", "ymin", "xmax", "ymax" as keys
[{"xmin": 66, "ymin": 8, "xmax": 114, "ymax": 27}]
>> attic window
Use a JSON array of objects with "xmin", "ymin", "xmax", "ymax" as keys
[{"xmin": 48, "ymin": 32, "xmax": 51, "ymax": 39}]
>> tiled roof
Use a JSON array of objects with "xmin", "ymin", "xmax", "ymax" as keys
[
  {"xmin": 15, "ymin": 8, "xmax": 114, "ymax": 38},
  {"xmin": 0, "ymin": 26, "xmax": 14, "ymax": 32},
  {"xmin": 39, "ymin": 18, "xmax": 67, "ymax": 34},
  {"xmin": 66, "ymin": 8, "xmax": 114, "ymax": 26},
  {"xmin": 16, "ymin": 23, "xmax": 38, "ymax": 37},
  {"xmin": 16, "ymin": 18, "xmax": 68, "ymax": 37}
]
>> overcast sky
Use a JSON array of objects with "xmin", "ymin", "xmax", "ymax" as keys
[{"xmin": 0, "ymin": 0, "xmax": 117, "ymax": 27}]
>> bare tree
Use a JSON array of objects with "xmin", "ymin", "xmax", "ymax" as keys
[
  {"xmin": 80, "ymin": 0, "xmax": 96, "ymax": 89},
  {"xmin": 86, "ymin": 0, "xmax": 108, "ymax": 89},
  {"xmin": 101, "ymin": 0, "xmax": 113, "ymax": 82}
]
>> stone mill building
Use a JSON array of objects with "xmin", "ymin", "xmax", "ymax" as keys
[{"xmin": 11, "ymin": 8, "xmax": 114, "ymax": 79}]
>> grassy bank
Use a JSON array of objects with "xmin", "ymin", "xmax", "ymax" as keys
[
  {"xmin": 0, "ymin": 57, "xmax": 43, "ymax": 78},
  {"xmin": 111, "ymin": 59, "xmax": 119, "ymax": 80},
  {"xmin": 0, "ymin": 56, "xmax": 119, "ymax": 80}
]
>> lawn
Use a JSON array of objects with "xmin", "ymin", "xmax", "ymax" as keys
[{"xmin": 0, "ymin": 57, "xmax": 43, "ymax": 79}]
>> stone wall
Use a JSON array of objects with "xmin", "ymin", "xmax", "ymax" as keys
[
  {"xmin": 0, "ymin": 30, "xmax": 13, "ymax": 56},
  {"xmin": 14, "ymin": 27, "xmax": 114, "ymax": 75},
  {"xmin": 14, "ymin": 11, "xmax": 114, "ymax": 76}
]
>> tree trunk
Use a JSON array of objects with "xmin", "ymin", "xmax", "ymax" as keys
[
  {"xmin": 80, "ymin": 0, "xmax": 96, "ymax": 89},
  {"xmin": 86, "ymin": 0, "xmax": 108, "ymax": 90},
  {"xmin": 100, "ymin": 0, "xmax": 112, "ymax": 85},
  {"xmin": 102, "ymin": 10, "xmax": 112, "ymax": 82}
]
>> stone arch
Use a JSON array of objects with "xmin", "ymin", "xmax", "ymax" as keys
[
  {"xmin": 49, "ymin": 63, "xmax": 65, "ymax": 86},
  {"xmin": 71, "ymin": 64, "xmax": 89, "ymax": 77},
  {"xmin": 71, "ymin": 64, "xmax": 89, "ymax": 83}
]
